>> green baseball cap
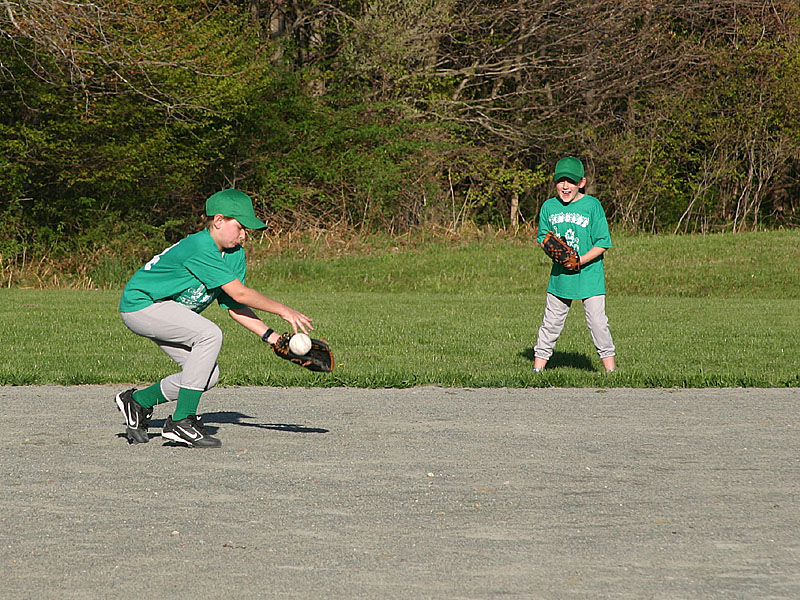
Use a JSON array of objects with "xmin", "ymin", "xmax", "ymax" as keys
[
  {"xmin": 553, "ymin": 156, "xmax": 585, "ymax": 183},
  {"xmin": 205, "ymin": 189, "xmax": 267, "ymax": 230}
]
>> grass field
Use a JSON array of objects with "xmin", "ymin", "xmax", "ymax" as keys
[{"xmin": 1, "ymin": 230, "xmax": 798, "ymax": 387}]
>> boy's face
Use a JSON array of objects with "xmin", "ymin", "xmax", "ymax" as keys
[
  {"xmin": 213, "ymin": 215, "xmax": 247, "ymax": 249},
  {"xmin": 555, "ymin": 177, "xmax": 586, "ymax": 203}
]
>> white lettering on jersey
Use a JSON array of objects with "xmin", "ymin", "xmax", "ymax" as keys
[
  {"xmin": 564, "ymin": 228, "xmax": 579, "ymax": 255},
  {"xmin": 549, "ymin": 212, "xmax": 589, "ymax": 228},
  {"xmin": 143, "ymin": 243, "xmax": 179, "ymax": 271}
]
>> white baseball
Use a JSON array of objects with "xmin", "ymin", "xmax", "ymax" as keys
[{"xmin": 289, "ymin": 333, "xmax": 312, "ymax": 355}]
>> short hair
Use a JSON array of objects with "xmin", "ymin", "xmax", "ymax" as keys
[{"xmin": 205, "ymin": 214, "xmax": 236, "ymax": 229}]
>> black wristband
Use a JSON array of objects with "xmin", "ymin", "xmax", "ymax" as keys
[{"xmin": 261, "ymin": 328, "xmax": 275, "ymax": 343}]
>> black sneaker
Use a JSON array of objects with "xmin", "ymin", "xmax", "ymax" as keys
[
  {"xmin": 162, "ymin": 416, "xmax": 222, "ymax": 448},
  {"xmin": 188, "ymin": 414, "xmax": 209, "ymax": 435},
  {"xmin": 115, "ymin": 388, "xmax": 152, "ymax": 444}
]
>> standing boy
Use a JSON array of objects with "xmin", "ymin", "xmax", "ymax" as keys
[
  {"xmin": 533, "ymin": 156, "xmax": 616, "ymax": 373},
  {"xmin": 115, "ymin": 188, "xmax": 313, "ymax": 448}
]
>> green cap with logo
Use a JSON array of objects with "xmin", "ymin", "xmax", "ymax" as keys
[
  {"xmin": 553, "ymin": 156, "xmax": 585, "ymax": 184},
  {"xmin": 205, "ymin": 189, "xmax": 267, "ymax": 230}
]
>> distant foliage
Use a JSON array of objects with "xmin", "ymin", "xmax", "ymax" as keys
[
  {"xmin": 1, "ymin": 0, "xmax": 798, "ymax": 269},
  {"xmin": 0, "ymin": 1, "xmax": 275, "ymax": 258}
]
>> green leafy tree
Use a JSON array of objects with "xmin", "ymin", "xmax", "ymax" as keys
[{"xmin": 1, "ymin": 0, "xmax": 276, "ymax": 260}]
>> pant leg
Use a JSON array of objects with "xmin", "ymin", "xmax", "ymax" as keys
[
  {"xmin": 121, "ymin": 301, "xmax": 223, "ymax": 395},
  {"xmin": 534, "ymin": 293, "xmax": 572, "ymax": 360},
  {"xmin": 157, "ymin": 343, "xmax": 221, "ymax": 401},
  {"xmin": 582, "ymin": 295, "xmax": 615, "ymax": 359}
]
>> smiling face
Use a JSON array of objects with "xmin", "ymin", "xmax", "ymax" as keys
[
  {"xmin": 555, "ymin": 177, "xmax": 586, "ymax": 203},
  {"xmin": 209, "ymin": 214, "xmax": 247, "ymax": 250}
]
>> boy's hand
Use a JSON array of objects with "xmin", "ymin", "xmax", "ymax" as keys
[{"xmin": 279, "ymin": 307, "xmax": 313, "ymax": 335}]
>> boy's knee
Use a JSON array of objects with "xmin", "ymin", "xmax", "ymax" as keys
[
  {"xmin": 204, "ymin": 363, "xmax": 221, "ymax": 391},
  {"xmin": 197, "ymin": 322, "xmax": 223, "ymax": 348}
]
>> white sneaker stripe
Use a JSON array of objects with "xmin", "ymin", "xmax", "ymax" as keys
[{"xmin": 176, "ymin": 425, "xmax": 200, "ymax": 440}]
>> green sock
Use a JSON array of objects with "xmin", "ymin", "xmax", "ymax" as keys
[
  {"xmin": 172, "ymin": 388, "xmax": 203, "ymax": 422},
  {"xmin": 132, "ymin": 383, "xmax": 167, "ymax": 409}
]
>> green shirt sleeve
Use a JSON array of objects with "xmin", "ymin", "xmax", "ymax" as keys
[
  {"xmin": 590, "ymin": 199, "xmax": 612, "ymax": 249},
  {"xmin": 215, "ymin": 247, "xmax": 248, "ymax": 310}
]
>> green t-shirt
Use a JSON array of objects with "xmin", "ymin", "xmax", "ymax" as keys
[
  {"xmin": 536, "ymin": 194, "xmax": 612, "ymax": 300},
  {"xmin": 120, "ymin": 228, "xmax": 246, "ymax": 313}
]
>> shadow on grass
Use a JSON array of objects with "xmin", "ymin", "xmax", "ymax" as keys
[{"xmin": 520, "ymin": 347, "xmax": 597, "ymax": 372}]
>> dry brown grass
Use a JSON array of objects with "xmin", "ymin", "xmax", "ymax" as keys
[
  {"xmin": 245, "ymin": 221, "xmax": 539, "ymax": 261},
  {"xmin": 0, "ymin": 221, "xmax": 541, "ymax": 289}
]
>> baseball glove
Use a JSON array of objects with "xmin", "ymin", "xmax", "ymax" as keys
[
  {"xmin": 542, "ymin": 231, "xmax": 581, "ymax": 272},
  {"xmin": 272, "ymin": 333, "xmax": 334, "ymax": 373}
]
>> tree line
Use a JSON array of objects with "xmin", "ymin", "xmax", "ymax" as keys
[{"xmin": 2, "ymin": 0, "xmax": 798, "ymax": 262}]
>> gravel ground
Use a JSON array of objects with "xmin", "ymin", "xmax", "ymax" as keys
[{"xmin": 1, "ymin": 385, "xmax": 798, "ymax": 599}]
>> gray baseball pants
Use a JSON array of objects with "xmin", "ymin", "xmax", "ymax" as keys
[
  {"xmin": 534, "ymin": 293, "xmax": 615, "ymax": 360},
  {"xmin": 120, "ymin": 301, "xmax": 222, "ymax": 400}
]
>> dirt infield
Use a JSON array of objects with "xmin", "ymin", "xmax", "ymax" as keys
[{"xmin": 2, "ymin": 385, "xmax": 798, "ymax": 599}]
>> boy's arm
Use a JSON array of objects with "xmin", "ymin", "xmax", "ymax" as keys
[
  {"xmin": 227, "ymin": 306, "xmax": 280, "ymax": 343},
  {"xmin": 580, "ymin": 246, "xmax": 607, "ymax": 265},
  {"xmin": 536, "ymin": 204, "xmax": 550, "ymax": 244},
  {"xmin": 221, "ymin": 279, "xmax": 312, "ymax": 336}
]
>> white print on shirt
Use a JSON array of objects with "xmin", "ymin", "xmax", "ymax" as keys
[
  {"xmin": 564, "ymin": 229, "xmax": 580, "ymax": 255},
  {"xmin": 549, "ymin": 212, "xmax": 589, "ymax": 228},
  {"xmin": 549, "ymin": 212, "xmax": 589, "ymax": 256},
  {"xmin": 174, "ymin": 284, "xmax": 218, "ymax": 313},
  {"xmin": 143, "ymin": 242, "xmax": 179, "ymax": 271}
]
